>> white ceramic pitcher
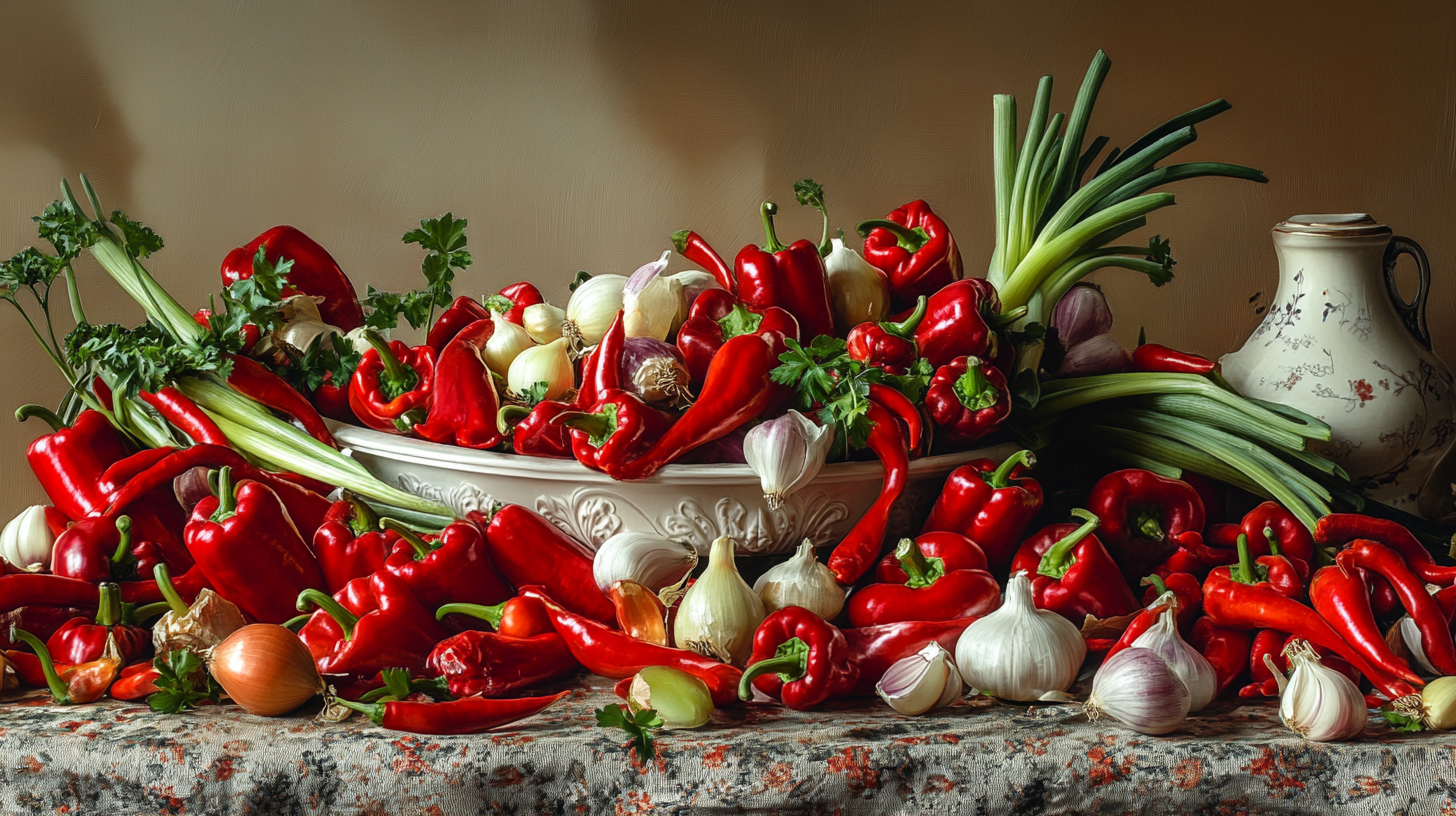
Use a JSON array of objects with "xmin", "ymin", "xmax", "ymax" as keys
[{"xmin": 1220, "ymin": 214, "xmax": 1454, "ymax": 511}]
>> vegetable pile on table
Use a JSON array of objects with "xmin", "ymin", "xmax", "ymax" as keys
[{"xmin": 0, "ymin": 50, "xmax": 1451, "ymax": 750}]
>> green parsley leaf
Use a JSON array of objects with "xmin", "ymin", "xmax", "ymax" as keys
[
  {"xmin": 882, "ymin": 356, "xmax": 935, "ymax": 404},
  {"xmin": 277, "ymin": 332, "xmax": 361, "ymax": 395},
  {"xmin": 1142, "ymin": 235, "xmax": 1176, "ymax": 287},
  {"xmin": 0, "ymin": 247, "xmax": 64, "ymax": 291},
  {"xmin": 147, "ymin": 649, "xmax": 221, "ymax": 715},
  {"xmin": 107, "ymin": 211, "xmax": 164, "ymax": 260},
  {"xmin": 516, "ymin": 381, "xmax": 551, "ymax": 407},
  {"xmin": 362, "ymin": 286, "xmax": 435, "ymax": 331},
  {"xmin": 202, "ymin": 246, "xmax": 295, "ymax": 355},
  {"xmin": 1382, "ymin": 710, "xmax": 1424, "ymax": 732},
  {"xmin": 771, "ymin": 335, "xmax": 882, "ymax": 448},
  {"xmin": 595, "ymin": 704, "xmax": 663, "ymax": 763},
  {"xmin": 569, "ymin": 271, "xmax": 592, "ymax": 293},
  {"xmin": 66, "ymin": 321, "xmax": 231, "ymax": 398},
  {"xmin": 402, "ymin": 212, "xmax": 470, "ymax": 309},
  {"xmin": 33, "ymin": 200, "xmax": 99, "ymax": 263}
]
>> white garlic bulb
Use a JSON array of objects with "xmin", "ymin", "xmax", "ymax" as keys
[
  {"xmin": 592, "ymin": 532, "xmax": 697, "ymax": 596},
  {"xmin": 522, "ymin": 302, "xmax": 567, "ymax": 345},
  {"xmin": 744, "ymin": 411, "xmax": 833, "ymax": 510},
  {"xmin": 1085, "ymin": 647, "xmax": 1191, "ymax": 735},
  {"xmin": 823, "ymin": 237, "xmax": 889, "ymax": 335},
  {"xmin": 752, "ymin": 540, "xmax": 844, "ymax": 620},
  {"xmin": 1269, "ymin": 640, "xmax": 1368, "ymax": 742},
  {"xmin": 1130, "ymin": 599, "xmax": 1217, "ymax": 712},
  {"xmin": 506, "ymin": 337, "xmax": 574, "ymax": 401},
  {"xmin": 955, "ymin": 571, "xmax": 1085, "ymax": 701},
  {"xmin": 482, "ymin": 310, "xmax": 536, "ymax": 377}
]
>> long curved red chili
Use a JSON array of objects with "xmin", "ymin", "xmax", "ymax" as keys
[
  {"xmin": 866, "ymin": 383, "xmax": 923, "ymax": 452},
  {"xmin": 139, "ymin": 387, "xmax": 229, "ymax": 445},
  {"xmin": 228, "ymin": 354, "xmax": 337, "ymax": 448},
  {"xmin": 827, "ymin": 400, "xmax": 909, "ymax": 586}
]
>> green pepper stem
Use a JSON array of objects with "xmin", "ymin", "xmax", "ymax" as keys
[
  {"xmin": 883, "ymin": 296, "xmax": 928, "ymax": 339},
  {"xmin": 1262, "ymin": 526, "xmax": 1282, "ymax": 557},
  {"xmin": 435, "ymin": 601, "xmax": 505, "ymax": 628},
  {"xmin": 342, "ymin": 491, "xmax": 380, "ymax": 537},
  {"xmin": 1036, "ymin": 509, "xmax": 1101, "ymax": 580},
  {"xmin": 855, "ymin": 218, "xmax": 928, "ymax": 253},
  {"xmin": 14, "ymin": 404, "xmax": 67, "ymax": 433},
  {"xmin": 1142, "ymin": 573, "xmax": 1169, "ymax": 596},
  {"xmin": 953, "ymin": 358, "xmax": 997, "ymax": 411},
  {"xmin": 554, "ymin": 410, "xmax": 612, "ymax": 442},
  {"xmin": 380, "ymin": 518, "xmax": 434, "ymax": 560},
  {"xmin": 95, "ymin": 583, "xmax": 118, "ymax": 627},
  {"xmin": 110, "ymin": 516, "xmax": 133, "ymax": 565},
  {"xmin": 498, "ymin": 404, "xmax": 531, "ymax": 433},
  {"xmin": 738, "ymin": 649, "xmax": 808, "ymax": 701},
  {"xmin": 988, "ymin": 450, "xmax": 1036, "ymax": 489},
  {"xmin": 297, "ymin": 588, "xmax": 358, "ymax": 640},
  {"xmin": 364, "ymin": 330, "xmax": 417, "ymax": 399},
  {"xmin": 1230, "ymin": 534, "xmax": 1257, "ymax": 585},
  {"xmin": 1134, "ymin": 510, "xmax": 1165, "ymax": 542},
  {"xmin": 210, "ymin": 467, "xmax": 236, "ymax": 521},
  {"xmin": 282, "ymin": 613, "xmax": 311, "ymax": 632},
  {"xmin": 152, "ymin": 563, "xmax": 190, "ymax": 617},
  {"xmin": 129, "ymin": 601, "xmax": 172, "ymax": 622},
  {"xmin": 330, "ymin": 696, "xmax": 386, "ymax": 725},
  {"xmin": 393, "ymin": 407, "xmax": 427, "ymax": 434},
  {"xmin": 760, "ymin": 202, "xmax": 786, "ymax": 253},
  {"xmin": 11, "ymin": 627, "xmax": 70, "ymax": 704},
  {"xmin": 895, "ymin": 538, "xmax": 938, "ymax": 587}
]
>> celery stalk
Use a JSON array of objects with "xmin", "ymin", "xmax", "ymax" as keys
[
  {"xmin": 1021, "ymin": 113, "xmax": 1066, "ymax": 261},
  {"xmin": 1090, "ymin": 162, "xmax": 1267, "ymax": 214},
  {"xmin": 1007, "ymin": 77, "xmax": 1054, "ymax": 270},
  {"xmin": 990, "ymin": 94, "xmax": 1018, "ymax": 287},
  {"xmin": 1045, "ymin": 50, "xmax": 1111, "ymax": 214}
]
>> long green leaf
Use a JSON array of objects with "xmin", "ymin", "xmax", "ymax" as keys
[
  {"xmin": 1104, "ymin": 99, "xmax": 1232, "ymax": 172},
  {"xmin": 1007, "ymin": 77, "xmax": 1054, "ymax": 272},
  {"xmin": 990, "ymin": 94, "xmax": 1018, "ymax": 287},
  {"xmin": 1045, "ymin": 50, "xmax": 1111, "ymax": 216},
  {"xmin": 1090, "ymin": 162, "xmax": 1268, "ymax": 214}
]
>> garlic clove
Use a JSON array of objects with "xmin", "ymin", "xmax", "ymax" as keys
[
  {"xmin": 823, "ymin": 237, "xmax": 890, "ymax": 335},
  {"xmin": 593, "ymin": 532, "xmax": 698, "ymax": 596},
  {"xmin": 522, "ymin": 302, "xmax": 567, "ymax": 344},
  {"xmin": 1273, "ymin": 639, "xmax": 1368, "ymax": 741},
  {"xmin": 877, "ymin": 643, "xmax": 962, "ymax": 716},
  {"xmin": 628, "ymin": 665, "xmax": 713, "ymax": 729},
  {"xmin": 2, "ymin": 505, "xmax": 58, "ymax": 572},
  {"xmin": 506, "ymin": 337, "xmax": 575, "ymax": 401},
  {"xmin": 744, "ymin": 411, "xmax": 833, "ymax": 510},
  {"xmin": 673, "ymin": 535, "xmax": 765, "ymax": 666},
  {"xmin": 622, "ymin": 251, "xmax": 683, "ymax": 342},
  {"xmin": 482, "ymin": 310, "xmax": 537, "ymax": 376},
  {"xmin": 752, "ymin": 539, "xmax": 844, "ymax": 620}
]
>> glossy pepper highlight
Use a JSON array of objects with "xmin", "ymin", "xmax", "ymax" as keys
[
  {"xmin": 858, "ymin": 200, "xmax": 963, "ymax": 311},
  {"xmin": 848, "ymin": 538, "xmax": 1000, "ymax": 628},
  {"xmin": 348, "ymin": 332, "xmax": 436, "ymax": 433},
  {"xmin": 313, "ymin": 493, "xmax": 395, "ymax": 594},
  {"xmin": 1308, "ymin": 560, "xmax": 1422, "ymax": 686},
  {"xmin": 732, "ymin": 202, "xmax": 836, "ymax": 342},
  {"xmin": 738, "ymin": 608, "xmax": 859, "ymax": 710},
  {"xmin": 912, "ymin": 279, "xmax": 1001, "ymax": 369},
  {"xmin": 921, "ymin": 451, "xmax": 1043, "ymax": 567},
  {"xmin": 1011, "ymin": 509, "xmax": 1141, "ymax": 622}
]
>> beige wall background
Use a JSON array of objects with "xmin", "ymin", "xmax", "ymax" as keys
[{"xmin": 0, "ymin": 0, "xmax": 1453, "ymax": 514}]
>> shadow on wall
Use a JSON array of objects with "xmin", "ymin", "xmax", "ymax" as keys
[{"xmin": 0, "ymin": 4, "xmax": 138, "ymax": 206}]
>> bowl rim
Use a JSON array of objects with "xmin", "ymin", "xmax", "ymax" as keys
[{"xmin": 330, "ymin": 421, "xmax": 1010, "ymax": 485}]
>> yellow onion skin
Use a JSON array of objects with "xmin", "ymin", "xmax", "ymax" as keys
[{"xmin": 210, "ymin": 624, "xmax": 324, "ymax": 716}]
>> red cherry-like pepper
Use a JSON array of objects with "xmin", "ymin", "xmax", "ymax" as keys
[
  {"xmin": 738, "ymin": 607, "xmax": 859, "ymax": 710},
  {"xmin": 499, "ymin": 402, "xmax": 573, "ymax": 458},
  {"xmin": 494, "ymin": 282, "xmax": 545, "ymax": 325},
  {"xmin": 1011, "ymin": 509, "xmax": 1141, "ymax": 622},
  {"xmin": 845, "ymin": 297, "xmax": 927, "ymax": 376},
  {"xmin": 348, "ymin": 332, "xmax": 437, "ymax": 433},
  {"xmin": 676, "ymin": 290, "xmax": 798, "ymax": 387},
  {"xmin": 857, "ymin": 200, "xmax": 964, "ymax": 311},
  {"xmin": 874, "ymin": 531, "xmax": 986, "ymax": 584},
  {"xmin": 45, "ymin": 583, "xmax": 148, "ymax": 665},
  {"xmin": 925, "ymin": 356, "xmax": 1011, "ymax": 448},
  {"xmin": 296, "ymin": 571, "xmax": 448, "ymax": 678}
]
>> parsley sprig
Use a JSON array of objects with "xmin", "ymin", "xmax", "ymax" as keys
[
  {"xmin": 363, "ymin": 213, "xmax": 470, "ymax": 331},
  {"xmin": 148, "ymin": 649, "xmax": 222, "ymax": 714},
  {"xmin": 595, "ymin": 704, "xmax": 663, "ymax": 764},
  {"xmin": 771, "ymin": 336, "xmax": 933, "ymax": 449},
  {"xmin": 204, "ymin": 246, "xmax": 293, "ymax": 355},
  {"xmin": 276, "ymin": 332, "xmax": 363, "ymax": 396}
]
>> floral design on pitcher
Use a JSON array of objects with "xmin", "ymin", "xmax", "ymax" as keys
[
  {"xmin": 1314, "ymin": 379, "xmax": 1376, "ymax": 412},
  {"xmin": 1261, "ymin": 349, "xmax": 1333, "ymax": 391},
  {"xmin": 1321, "ymin": 288, "xmax": 1372, "ymax": 342},
  {"xmin": 1251, "ymin": 270, "xmax": 1305, "ymax": 345},
  {"xmin": 1345, "ymin": 359, "xmax": 1456, "ymax": 499}
]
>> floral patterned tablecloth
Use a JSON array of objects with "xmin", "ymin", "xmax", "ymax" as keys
[{"xmin": 1, "ymin": 674, "xmax": 1452, "ymax": 815}]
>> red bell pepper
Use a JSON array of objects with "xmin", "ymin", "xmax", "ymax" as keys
[
  {"xmin": 425, "ymin": 296, "xmax": 490, "ymax": 354},
  {"xmin": 226, "ymin": 354, "xmax": 337, "ymax": 448},
  {"xmin": 847, "ymin": 538, "xmax": 999, "ymax": 627},
  {"xmin": 676, "ymin": 290, "xmax": 798, "ymax": 386},
  {"xmin": 1011, "ymin": 510, "xmax": 1141, "ymax": 622},
  {"xmin": 842, "ymin": 617, "xmax": 977, "ymax": 697},
  {"xmin": 738, "ymin": 607, "xmax": 859, "ymax": 710},
  {"xmin": 435, "ymin": 595, "xmax": 555, "ymax": 638},
  {"xmin": 827, "ymin": 400, "xmax": 909, "ymax": 586},
  {"xmin": 220, "ymin": 225, "xmax": 366, "ymax": 331},
  {"xmin": 494, "ymin": 282, "xmax": 545, "ymax": 325},
  {"xmin": 670, "ymin": 229, "xmax": 735, "ymax": 292},
  {"xmin": 845, "ymin": 297, "xmax": 927, "ymax": 376},
  {"xmin": 1131, "ymin": 344, "xmax": 1216, "ymax": 375},
  {"xmin": 921, "ymin": 451, "xmax": 1043, "ymax": 567},
  {"xmin": 333, "ymin": 690, "xmax": 567, "ymax": 736},
  {"xmin": 732, "ymin": 203, "xmax": 836, "ymax": 342},
  {"xmin": 412, "ymin": 319, "xmax": 504, "ymax": 450},
  {"xmin": 1315, "ymin": 514, "xmax": 1456, "ymax": 586},
  {"xmin": 913, "ymin": 279, "xmax": 1002, "ymax": 369},
  {"xmin": 348, "ymin": 332, "xmax": 436, "ymax": 433},
  {"xmin": 427, "ymin": 630, "xmax": 576, "ymax": 698},
  {"xmin": 50, "ymin": 515, "xmax": 169, "ymax": 585},
  {"xmin": 313, "ymin": 493, "xmax": 396, "ymax": 594},
  {"xmin": 19, "ymin": 407, "xmax": 128, "ymax": 524},
  {"xmin": 556, "ymin": 390, "xmax": 673, "ymax": 473},
  {"xmin": 499, "ymin": 402, "xmax": 573, "ymax": 458},
  {"xmin": 296, "ymin": 571, "xmax": 448, "ymax": 678},
  {"xmin": 1189, "ymin": 617, "xmax": 1253, "ymax": 698},
  {"xmin": 45, "ymin": 583, "xmax": 148, "ymax": 665},
  {"xmin": 520, "ymin": 587, "xmax": 742, "ymax": 707},
  {"xmin": 1140, "ymin": 572, "xmax": 1202, "ymax": 633},
  {"xmin": 1308, "ymin": 561, "xmax": 1423, "ymax": 686},
  {"xmin": 874, "ymin": 531, "xmax": 986, "ymax": 584},
  {"xmin": 1339, "ymin": 540, "xmax": 1456, "ymax": 675},
  {"xmin": 1088, "ymin": 469, "xmax": 1206, "ymax": 582},
  {"xmin": 184, "ymin": 468, "xmax": 326, "ymax": 624},
  {"xmin": 480, "ymin": 505, "xmax": 616, "ymax": 625},
  {"xmin": 925, "ymin": 356, "xmax": 1011, "ymax": 448},
  {"xmin": 382, "ymin": 519, "xmax": 511, "ymax": 610},
  {"xmin": 857, "ymin": 200, "xmax": 963, "ymax": 311}
]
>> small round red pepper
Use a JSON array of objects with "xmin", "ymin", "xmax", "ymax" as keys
[
  {"xmin": 925, "ymin": 356, "xmax": 1011, "ymax": 448},
  {"xmin": 845, "ymin": 296, "xmax": 927, "ymax": 375}
]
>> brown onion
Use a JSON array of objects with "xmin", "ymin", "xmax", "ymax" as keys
[{"xmin": 209, "ymin": 624, "xmax": 324, "ymax": 716}]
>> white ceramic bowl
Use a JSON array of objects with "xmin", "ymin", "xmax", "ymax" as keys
[{"xmin": 331, "ymin": 423, "xmax": 1013, "ymax": 556}]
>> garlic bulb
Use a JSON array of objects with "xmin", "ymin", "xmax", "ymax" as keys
[
  {"xmin": 593, "ymin": 532, "xmax": 698, "ymax": 596},
  {"xmin": 1268, "ymin": 640, "xmax": 1368, "ymax": 741},
  {"xmin": 877, "ymin": 643, "xmax": 963, "ymax": 716},
  {"xmin": 482, "ymin": 310, "xmax": 536, "ymax": 376},
  {"xmin": 823, "ymin": 237, "xmax": 890, "ymax": 335},
  {"xmin": 744, "ymin": 411, "xmax": 833, "ymax": 510},
  {"xmin": 564, "ymin": 273, "xmax": 627, "ymax": 350},
  {"xmin": 506, "ymin": 337, "xmax": 574, "ymax": 401},
  {"xmin": 1130, "ymin": 602, "xmax": 1217, "ymax": 712},
  {"xmin": 1421, "ymin": 676, "xmax": 1456, "ymax": 730},
  {"xmin": 522, "ymin": 302, "xmax": 567, "ymax": 344},
  {"xmin": 1, "ymin": 505, "xmax": 58, "ymax": 571},
  {"xmin": 273, "ymin": 295, "xmax": 340, "ymax": 354},
  {"xmin": 666, "ymin": 270, "xmax": 723, "ymax": 329},
  {"xmin": 1085, "ymin": 647, "xmax": 1191, "ymax": 735},
  {"xmin": 752, "ymin": 539, "xmax": 844, "ymax": 620},
  {"xmin": 622, "ymin": 251, "xmax": 684, "ymax": 342},
  {"xmin": 955, "ymin": 571, "xmax": 1084, "ymax": 701},
  {"xmin": 674, "ymin": 535, "xmax": 765, "ymax": 666}
]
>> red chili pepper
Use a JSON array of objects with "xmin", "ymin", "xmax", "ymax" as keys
[
  {"xmin": 297, "ymin": 571, "xmax": 448, "ymax": 678},
  {"xmin": 348, "ymin": 332, "xmax": 437, "ymax": 433},
  {"xmin": 912, "ymin": 279, "xmax": 1002, "ymax": 369},
  {"xmin": 220, "ymin": 225, "xmax": 366, "ymax": 331},
  {"xmin": 1315, "ymin": 514, "xmax": 1456, "ymax": 586},
  {"xmin": 109, "ymin": 662, "xmax": 162, "ymax": 701},
  {"xmin": 1131, "ymin": 343, "xmax": 1216, "ymax": 375},
  {"xmin": 413, "ymin": 319, "xmax": 504, "ymax": 450},
  {"xmin": 1238, "ymin": 629, "xmax": 1288, "ymax": 698},
  {"xmin": 480, "ymin": 505, "xmax": 616, "ymax": 625},
  {"xmin": 499, "ymin": 401, "xmax": 573, "ymax": 458},
  {"xmin": 1140, "ymin": 573, "xmax": 1202, "ymax": 633},
  {"xmin": 847, "ymin": 538, "xmax": 999, "ymax": 628},
  {"xmin": 574, "ymin": 311, "xmax": 625, "ymax": 413},
  {"xmin": 520, "ymin": 587, "xmax": 741, "ymax": 707},
  {"xmin": 675, "ymin": 291, "xmax": 797, "ymax": 387},
  {"xmin": 610, "ymin": 333, "xmax": 786, "ymax": 481},
  {"xmin": 333, "ymin": 690, "xmax": 567, "ymax": 735},
  {"xmin": 425, "ymin": 296, "xmax": 491, "ymax": 354},
  {"xmin": 1011, "ymin": 510, "xmax": 1141, "ymax": 622},
  {"xmin": 921, "ymin": 451, "xmax": 1043, "ymax": 567},
  {"xmin": 857, "ymin": 200, "xmax": 963, "ymax": 311},
  {"xmin": 45, "ymin": 583, "xmax": 149, "ymax": 665},
  {"xmin": 1189, "ymin": 617, "xmax": 1253, "ymax": 698},
  {"xmin": 874, "ymin": 531, "xmax": 986, "ymax": 584},
  {"xmin": 1088, "ymin": 469, "xmax": 1206, "ymax": 582},
  {"xmin": 732, "ymin": 203, "xmax": 836, "ymax": 342},
  {"xmin": 827, "ymin": 400, "xmax": 909, "ymax": 586},
  {"xmin": 6, "ymin": 648, "xmax": 74, "ymax": 689},
  {"xmin": 925, "ymin": 356, "xmax": 1011, "ymax": 448},
  {"xmin": 846, "ymin": 297, "xmax": 927, "ymax": 375},
  {"xmin": 1339, "ymin": 540, "xmax": 1456, "ymax": 675},
  {"xmin": 227, "ymin": 354, "xmax": 337, "ymax": 448},
  {"xmin": 842, "ymin": 618, "xmax": 977, "ymax": 697},
  {"xmin": 428, "ymin": 630, "xmax": 576, "ymax": 698},
  {"xmin": 1309, "ymin": 561, "xmax": 1423, "ymax": 685},
  {"xmin": 737, "ymin": 608, "xmax": 859, "ymax": 710},
  {"xmin": 313, "ymin": 493, "xmax": 395, "ymax": 594},
  {"xmin": 0, "ymin": 570, "xmax": 206, "ymax": 616},
  {"xmin": 1104, "ymin": 592, "xmax": 1180, "ymax": 662},
  {"xmin": 866, "ymin": 383, "xmax": 923, "ymax": 453},
  {"xmin": 382, "ymin": 519, "xmax": 511, "ymax": 611},
  {"xmin": 435, "ymin": 596, "xmax": 555, "ymax": 639},
  {"xmin": 19, "ymin": 407, "xmax": 129, "ymax": 523},
  {"xmin": 556, "ymin": 390, "xmax": 673, "ymax": 473},
  {"xmin": 185, "ymin": 468, "xmax": 325, "ymax": 624},
  {"xmin": 670, "ymin": 229, "xmax": 735, "ymax": 292},
  {"xmin": 137, "ymin": 387, "xmax": 228, "ymax": 445},
  {"xmin": 9, "ymin": 627, "xmax": 120, "ymax": 705},
  {"xmin": 495, "ymin": 282, "xmax": 545, "ymax": 325}
]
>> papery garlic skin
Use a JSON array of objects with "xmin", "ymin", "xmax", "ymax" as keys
[
  {"xmin": 1272, "ymin": 640, "xmax": 1367, "ymax": 742},
  {"xmin": 622, "ymin": 251, "xmax": 684, "ymax": 341},
  {"xmin": 506, "ymin": 337, "xmax": 575, "ymax": 400},
  {"xmin": 1398, "ymin": 615, "xmax": 1440, "ymax": 676},
  {"xmin": 593, "ymin": 532, "xmax": 698, "ymax": 595},
  {"xmin": 273, "ymin": 295, "xmax": 341, "ymax": 355},
  {"xmin": 153, "ymin": 588, "xmax": 248, "ymax": 655},
  {"xmin": 483, "ymin": 310, "xmax": 537, "ymax": 376},
  {"xmin": 824, "ymin": 238, "xmax": 890, "ymax": 335},
  {"xmin": 744, "ymin": 411, "xmax": 833, "ymax": 510},
  {"xmin": 877, "ymin": 643, "xmax": 963, "ymax": 716},
  {"xmin": 1130, "ymin": 602, "xmax": 1217, "ymax": 712},
  {"xmin": 1085, "ymin": 647, "xmax": 1191, "ymax": 735},
  {"xmin": 1421, "ymin": 676, "xmax": 1456, "ymax": 730},
  {"xmin": 753, "ymin": 540, "xmax": 844, "ymax": 620},
  {"xmin": 0, "ymin": 506, "xmax": 56, "ymax": 571},
  {"xmin": 674, "ymin": 535, "xmax": 765, "ymax": 666},
  {"xmin": 955, "ymin": 571, "xmax": 1084, "ymax": 701},
  {"xmin": 667, "ymin": 270, "xmax": 723, "ymax": 329},
  {"xmin": 522, "ymin": 302, "xmax": 567, "ymax": 344},
  {"xmin": 564, "ymin": 274, "xmax": 628, "ymax": 349}
]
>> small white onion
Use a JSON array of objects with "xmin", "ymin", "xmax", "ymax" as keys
[
  {"xmin": 564, "ymin": 274, "xmax": 628, "ymax": 350},
  {"xmin": 752, "ymin": 539, "xmax": 844, "ymax": 620},
  {"xmin": 1085, "ymin": 647, "xmax": 1191, "ymax": 735},
  {"xmin": 482, "ymin": 310, "xmax": 536, "ymax": 376},
  {"xmin": 506, "ymin": 337, "xmax": 574, "ymax": 401},
  {"xmin": 522, "ymin": 302, "xmax": 567, "ymax": 344}
]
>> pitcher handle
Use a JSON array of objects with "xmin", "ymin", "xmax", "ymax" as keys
[{"xmin": 1384, "ymin": 236, "xmax": 1432, "ymax": 350}]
